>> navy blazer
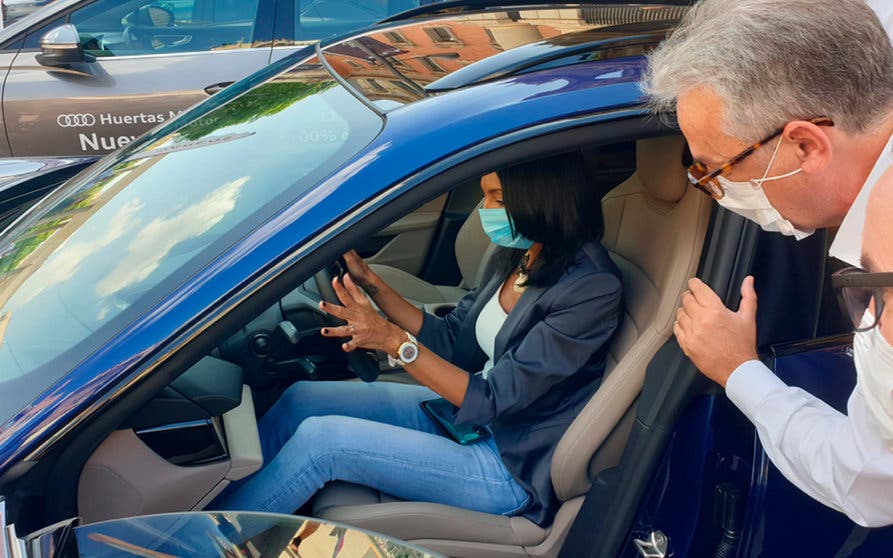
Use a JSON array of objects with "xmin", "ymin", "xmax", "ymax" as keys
[{"xmin": 416, "ymin": 242, "xmax": 622, "ymax": 526}]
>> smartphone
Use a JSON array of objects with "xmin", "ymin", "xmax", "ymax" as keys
[{"xmin": 420, "ymin": 397, "xmax": 490, "ymax": 445}]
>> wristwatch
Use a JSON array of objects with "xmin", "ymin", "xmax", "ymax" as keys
[{"xmin": 388, "ymin": 331, "xmax": 419, "ymax": 367}]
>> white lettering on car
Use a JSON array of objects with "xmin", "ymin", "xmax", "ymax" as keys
[
  {"xmin": 79, "ymin": 133, "xmax": 138, "ymax": 152},
  {"xmin": 57, "ymin": 114, "xmax": 96, "ymax": 127},
  {"xmin": 97, "ymin": 112, "xmax": 167, "ymax": 126}
]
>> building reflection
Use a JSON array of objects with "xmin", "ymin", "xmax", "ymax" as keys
[{"xmin": 321, "ymin": 6, "xmax": 686, "ymax": 107}]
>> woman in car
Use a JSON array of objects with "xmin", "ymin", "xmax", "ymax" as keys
[{"xmin": 214, "ymin": 151, "xmax": 623, "ymax": 526}]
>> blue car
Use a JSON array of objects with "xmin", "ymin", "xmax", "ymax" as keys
[{"xmin": 0, "ymin": 2, "xmax": 889, "ymax": 557}]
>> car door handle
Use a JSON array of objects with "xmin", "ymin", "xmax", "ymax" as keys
[{"xmin": 204, "ymin": 81, "xmax": 234, "ymax": 95}]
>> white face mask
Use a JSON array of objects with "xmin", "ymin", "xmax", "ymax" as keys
[
  {"xmin": 715, "ymin": 138, "xmax": 815, "ymax": 240},
  {"xmin": 853, "ymin": 310, "xmax": 893, "ymax": 449}
]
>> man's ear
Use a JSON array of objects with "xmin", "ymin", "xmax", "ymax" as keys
[{"xmin": 783, "ymin": 120, "xmax": 833, "ymax": 174}]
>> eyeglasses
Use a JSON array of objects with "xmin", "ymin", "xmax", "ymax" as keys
[
  {"xmin": 687, "ymin": 117, "xmax": 835, "ymax": 199},
  {"xmin": 832, "ymin": 267, "xmax": 892, "ymax": 332}
]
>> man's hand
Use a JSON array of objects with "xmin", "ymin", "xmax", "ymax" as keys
[{"xmin": 674, "ymin": 276, "xmax": 760, "ymax": 387}]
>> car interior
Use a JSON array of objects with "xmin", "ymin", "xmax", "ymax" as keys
[
  {"xmin": 64, "ymin": 131, "xmax": 714, "ymax": 557},
  {"xmin": 70, "ymin": 0, "xmax": 262, "ymax": 56}
]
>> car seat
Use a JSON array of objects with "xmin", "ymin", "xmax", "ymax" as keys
[
  {"xmin": 369, "ymin": 205, "xmax": 494, "ymax": 306},
  {"xmin": 310, "ymin": 135, "xmax": 713, "ymax": 558}
]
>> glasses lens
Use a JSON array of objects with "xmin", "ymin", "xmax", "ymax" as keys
[
  {"xmin": 835, "ymin": 267, "xmax": 879, "ymax": 331},
  {"xmin": 839, "ymin": 285, "xmax": 877, "ymax": 331}
]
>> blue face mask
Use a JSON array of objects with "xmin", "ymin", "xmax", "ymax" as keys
[{"xmin": 478, "ymin": 208, "xmax": 534, "ymax": 249}]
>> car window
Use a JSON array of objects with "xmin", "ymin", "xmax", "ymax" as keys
[
  {"xmin": 69, "ymin": 0, "xmax": 262, "ymax": 57},
  {"xmin": 0, "ymin": 59, "xmax": 383, "ymax": 423},
  {"xmin": 296, "ymin": 0, "xmax": 420, "ymax": 42}
]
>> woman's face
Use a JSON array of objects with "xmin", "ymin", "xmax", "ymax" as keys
[{"xmin": 480, "ymin": 172, "xmax": 503, "ymax": 209}]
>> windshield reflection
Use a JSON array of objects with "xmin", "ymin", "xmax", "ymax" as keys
[
  {"xmin": 321, "ymin": 6, "xmax": 685, "ymax": 106},
  {"xmin": 74, "ymin": 513, "xmax": 443, "ymax": 558},
  {"xmin": 0, "ymin": 59, "xmax": 382, "ymax": 423}
]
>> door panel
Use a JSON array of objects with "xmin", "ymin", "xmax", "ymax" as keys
[
  {"xmin": 78, "ymin": 386, "xmax": 262, "ymax": 524},
  {"xmin": 0, "ymin": 51, "xmax": 20, "ymax": 157},
  {"xmin": 5, "ymin": 48, "xmax": 271, "ymax": 156},
  {"xmin": 3, "ymin": 0, "xmax": 275, "ymax": 156}
]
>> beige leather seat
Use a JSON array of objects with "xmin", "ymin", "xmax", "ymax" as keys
[
  {"xmin": 369, "ymin": 205, "xmax": 492, "ymax": 305},
  {"xmin": 312, "ymin": 135, "xmax": 712, "ymax": 558}
]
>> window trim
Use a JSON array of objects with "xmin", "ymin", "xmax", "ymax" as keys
[{"xmin": 12, "ymin": 0, "xmax": 274, "ymax": 55}]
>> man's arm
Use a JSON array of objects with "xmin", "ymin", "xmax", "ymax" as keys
[{"xmin": 727, "ymin": 360, "xmax": 893, "ymax": 527}]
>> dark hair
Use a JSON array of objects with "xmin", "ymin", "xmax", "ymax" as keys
[{"xmin": 492, "ymin": 150, "xmax": 604, "ymax": 288}]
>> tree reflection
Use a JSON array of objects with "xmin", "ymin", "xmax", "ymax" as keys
[{"xmin": 176, "ymin": 80, "xmax": 338, "ymax": 141}]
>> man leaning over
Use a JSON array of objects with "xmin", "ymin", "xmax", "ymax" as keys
[{"xmin": 642, "ymin": 0, "xmax": 893, "ymax": 526}]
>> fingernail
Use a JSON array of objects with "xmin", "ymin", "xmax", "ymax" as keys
[
  {"xmin": 322, "ymin": 328, "xmax": 328, "ymax": 334},
  {"xmin": 319, "ymin": 301, "xmax": 326, "ymax": 307}
]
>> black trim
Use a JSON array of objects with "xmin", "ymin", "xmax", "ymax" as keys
[
  {"xmin": 316, "ymin": 42, "xmax": 385, "ymax": 117},
  {"xmin": 380, "ymin": 0, "xmax": 693, "ymax": 24},
  {"xmin": 770, "ymin": 333, "xmax": 853, "ymax": 359}
]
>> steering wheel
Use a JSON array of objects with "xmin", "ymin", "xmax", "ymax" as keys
[{"xmin": 314, "ymin": 263, "xmax": 380, "ymax": 382}]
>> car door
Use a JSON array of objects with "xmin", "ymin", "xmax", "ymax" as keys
[
  {"xmin": 734, "ymin": 337, "xmax": 893, "ymax": 557},
  {"xmin": 2, "ymin": 0, "xmax": 277, "ymax": 157}
]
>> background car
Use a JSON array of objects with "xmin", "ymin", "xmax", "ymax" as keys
[
  {"xmin": 2, "ymin": 0, "xmax": 56, "ymax": 28},
  {"xmin": 0, "ymin": 0, "xmax": 431, "ymax": 158},
  {"xmin": 0, "ymin": 3, "xmax": 889, "ymax": 558}
]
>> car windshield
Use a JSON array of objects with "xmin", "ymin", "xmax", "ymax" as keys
[{"xmin": 0, "ymin": 57, "xmax": 382, "ymax": 423}]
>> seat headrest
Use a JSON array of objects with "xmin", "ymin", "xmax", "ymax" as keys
[{"xmin": 635, "ymin": 135, "xmax": 690, "ymax": 204}]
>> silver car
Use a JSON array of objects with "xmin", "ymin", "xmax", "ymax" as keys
[{"xmin": 0, "ymin": 0, "xmax": 423, "ymax": 157}]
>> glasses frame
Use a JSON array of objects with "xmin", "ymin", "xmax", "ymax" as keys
[
  {"xmin": 831, "ymin": 267, "xmax": 893, "ymax": 332},
  {"xmin": 687, "ymin": 116, "xmax": 835, "ymax": 199}
]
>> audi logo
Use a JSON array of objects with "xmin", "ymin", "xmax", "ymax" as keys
[{"xmin": 56, "ymin": 114, "xmax": 96, "ymax": 128}]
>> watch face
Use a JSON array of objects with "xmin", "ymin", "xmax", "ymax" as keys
[{"xmin": 399, "ymin": 343, "xmax": 419, "ymax": 363}]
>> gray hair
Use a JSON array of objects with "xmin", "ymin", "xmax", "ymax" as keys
[{"xmin": 642, "ymin": 0, "xmax": 893, "ymax": 141}]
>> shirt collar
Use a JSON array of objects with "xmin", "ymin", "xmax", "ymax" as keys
[{"xmin": 828, "ymin": 133, "xmax": 893, "ymax": 267}]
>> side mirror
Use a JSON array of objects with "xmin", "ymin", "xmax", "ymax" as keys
[{"xmin": 36, "ymin": 23, "xmax": 95, "ymax": 67}]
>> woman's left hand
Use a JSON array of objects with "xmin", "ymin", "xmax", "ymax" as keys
[{"xmin": 319, "ymin": 274, "xmax": 403, "ymax": 354}]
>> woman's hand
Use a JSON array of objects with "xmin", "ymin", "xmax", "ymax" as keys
[
  {"xmin": 320, "ymin": 273, "xmax": 404, "ymax": 354},
  {"xmin": 342, "ymin": 250, "xmax": 376, "ymax": 289}
]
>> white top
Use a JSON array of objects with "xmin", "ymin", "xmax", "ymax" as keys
[
  {"xmin": 828, "ymin": 2, "xmax": 893, "ymax": 266},
  {"xmin": 727, "ymin": 360, "xmax": 893, "ymax": 527},
  {"xmin": 475, "ymin": 288, "xmax": 508, "ymax": 379}
]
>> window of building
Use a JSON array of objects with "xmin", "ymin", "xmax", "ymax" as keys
[
  {"xmin": 419, "ymin": 55, "xmax": 445, "ymax": 72},
  {"xmin": 423, "ymin": 26, "xmax": 458, "ymax": 44},
  {"xmin": 383, "ymin": 30, "xmax": 410, "ymax": 45}
]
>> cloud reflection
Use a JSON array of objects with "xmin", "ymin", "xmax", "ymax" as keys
[{"xmin": 96, "ymin": 176, "xmax": 249, "ymax": 299}]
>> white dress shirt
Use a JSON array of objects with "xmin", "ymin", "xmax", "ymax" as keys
[{"xmin": 723, "ymin": 5, "xmax": 893, "ymax": 527}]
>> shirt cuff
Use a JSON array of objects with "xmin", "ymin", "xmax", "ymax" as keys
[{"xmin": 725, "ymin": 360, "xmax": 789, "ymax": 421}]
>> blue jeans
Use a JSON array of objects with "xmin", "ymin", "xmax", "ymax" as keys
[{"xmin": 211, "ymin": 381, "xmax": 531, "ymax": 515}]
